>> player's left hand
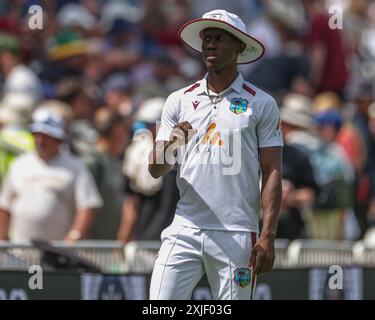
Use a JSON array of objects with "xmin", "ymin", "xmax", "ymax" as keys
[{"xmin": 249, "ymin": 236, "xmax": 275, "ymax": 275}]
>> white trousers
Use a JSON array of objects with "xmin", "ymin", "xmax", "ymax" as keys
[{"xmin": 149, "ymin": 223, "xmax": 258, "ymax": 300}]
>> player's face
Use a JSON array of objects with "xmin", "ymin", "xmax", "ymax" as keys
[{"xmin": 201, "ymin": 28, "xmax": 245, "ymax": 71}]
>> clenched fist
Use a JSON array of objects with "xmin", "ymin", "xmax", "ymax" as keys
[{"xmin": 169, "ymin": 121, "xmax": 196, "ymax": 147}]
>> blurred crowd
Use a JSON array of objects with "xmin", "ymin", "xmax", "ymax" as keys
[{"xmin": 0, "ymin": 0, "xmax": 374, "ymax": 243}]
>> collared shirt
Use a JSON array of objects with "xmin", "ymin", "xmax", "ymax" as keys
[{"xmin": 156, "ymin": 73, "xmax": 283, "ymax": 232}]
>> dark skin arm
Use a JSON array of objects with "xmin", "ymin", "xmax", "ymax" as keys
[
  {"xmin": 148, "ymin": 140, "xmax": 175, "ymax": 179},
  {"xmin": 117, "ymin": 195, "xmax": 141, "ymax": 243},
  {"xmin": 250, "ymin": 146, "xmax": 282, "ymax": 275},
  {"xmin": 310, "ymin": 43, "xmax": 326, "ymax": 92},
  {"xmin": 148, "ymin": 121, "xmax": 193, "ymax": 179},
  {"xmin": 64, "ymin": 208, "xmax": 96, "ymax": 242},
  {"xmin": 0, "ymin": 208, "xmax": 10, "ymax": 240}
]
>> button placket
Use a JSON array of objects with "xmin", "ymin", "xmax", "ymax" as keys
[{"xmin": 211, "ymin": 95, "xmax": 220, "ymax": 117}]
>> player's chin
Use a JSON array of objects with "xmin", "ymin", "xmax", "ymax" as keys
[
  {"xmin": 203, "ymin": 58, "xmax": 212, "ymax": 67},
  {"xmin": 204, "ymin": 60, "xmax": 220, "ymax": 71}
]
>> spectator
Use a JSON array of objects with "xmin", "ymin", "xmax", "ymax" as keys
[
  {"xmin": 343, "ymin": 0, "xmax": 370, "ymax": 54},
  {"xmin": 134, "ymin": 54, "xmax": 184, "ymax": 101},
  {"xmin": 351, "ymin": 83, "xmax": 374, "ymax": 157},
  {"xmin": 56, "ymin": 77, "xmax": 95, "ymax": 121},
  {"xmin": 55, "ymin": 77, "xmax": 99, "ymax": 156},
  {"xmin": 350, "ymin": 82, "xmax": 375, "ymax": 234},
  {"xmin": 246, "ymin": 0, "xmax": 311, "ymax": 98},
  {"xmin": 57, "ymin": 2, "xmax": 98, "ymax": 37},
  {"xmin": 281, "ymin": 93, "xmax": 352, "ymax": 239},
  {"xmin": 0, "ymin": 96, "xmax": 35, "ymax": 185},
  {"xmin": 313, "ymin": 92, "xmax": 365, "ymax": 238},
  {"xmin": 157, "ymin": 0, "xmax": 192, "ymax": 47},
  {"xmin": 119, "ymin": 98, "xmax": 178, "ymax": 242},
  {"xmin": 278, "ymin": 142, "xmax": 318, "ymax": 240},
  {"xmin": 102, "ymin": 72, "xmax": 134, "ymax": 117},
  {"xmin": 343, "ymin": 0, "xmax": 373, "ymax": 94},
  {"xmin": 367, "ymin": 103, "xmax": 375, "ymax": 227},
  {"xmin": 0, "ymin": 108, "xmax": 102, "ymax": 241},
  {"xmin": 81, "ymin": 108, "xmax": 130, "ymax": 240},
  {"xmin": 40, "ymin": 30, "xmax": 88, "ymax": 85},
  {"xmin": 313, "ymin": 108, "xmax": 360, "ymax": 239},
  {"xmin": 0, "ymin": 32, "xmax": 42, "ymax": 104},
  {"xmin": 302, "ymin": 0, "xmax": 349, "ymax": 96}
]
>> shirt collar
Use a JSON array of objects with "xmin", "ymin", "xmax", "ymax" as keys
[{"xmin": 197, "ymin": 72, "xmax": 244, "ymax": 96}]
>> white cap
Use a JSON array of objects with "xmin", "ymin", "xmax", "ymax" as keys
[
  {"xmin": 265, "ymin": 0, "xmax": 307, "ymax": 31},
  {"xmin": 58, "ymin": 3, "xmax": 97, "ymax": 30},
  {"xmin": 100, "ymin": 0, "xmax": 144, "ymax": 31},
  {"xmin": 136, "ymin": 97, "xmax": 165, "ymax": 124},
  {"xmin": 179, "ymin": 9, "xmax": 265, "ymax": 64},
  {"xmin": 30, "ymin": 108, "xmax": 66, "ymax": 140}
]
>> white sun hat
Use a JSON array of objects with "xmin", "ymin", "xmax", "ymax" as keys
[
  {"xmin": 178, "ymin": 9, "xmax": 265, "ymax": 64},
  {"xmin": 136, "ymin": 97, "xmax": 165, "ymax": 124},
  {"xmin": 280, "ymin": 94, "xmax": 313, "ymax": 130}
]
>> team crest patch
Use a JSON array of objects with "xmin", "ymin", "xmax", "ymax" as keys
[
  {"xmin": 229, "ymin": 98, "xmax": 249, "ymax": 114},
  {"xmin": 233, "ymin": 268, "xmax": 251, "ymax": 288}
]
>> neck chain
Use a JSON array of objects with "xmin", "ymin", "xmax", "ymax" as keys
[{"xmin": 206, "ymin": 79, "xmax": 219, "ymax": 107}]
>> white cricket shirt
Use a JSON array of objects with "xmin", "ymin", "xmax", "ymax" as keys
[{"xmin": 156, "ymin": 73, "xmax": 283, "ymax": 232}]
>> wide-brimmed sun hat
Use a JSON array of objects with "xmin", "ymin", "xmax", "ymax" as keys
[{"xmin": 178, "ymin": 9, "xmax": 265, "ymax": 64}]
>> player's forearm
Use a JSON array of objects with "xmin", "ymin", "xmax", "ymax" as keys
[
  {"xmin": 66, "ymin": 208, "xmax": 96, "ymax": 240},
  {"xmin": 148, "ymin": 141, "xmax": 175, "ymax": 178},
  {"xmin": 117, "ymin": 196, "xmax": 139, "ymax": 243},
  {"xmin": 310, "ymin": 44, "xmax": 326, "ymax": 90},
  {"xmin": 260, "ymin": 168, "xmax": 282, "ymax": 240},
  {"xmin": 0, "ymin": 209, "xmax": 10, "ymax": 240}
]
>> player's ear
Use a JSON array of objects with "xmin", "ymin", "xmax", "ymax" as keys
[{"xmin": 237, "ymin": 43, "xmax": 246, "ymax": 54}]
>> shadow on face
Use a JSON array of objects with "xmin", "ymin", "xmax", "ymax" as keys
[{"xmin": 33, "ymin": 132, "xmax": 62, "ymax": 160}]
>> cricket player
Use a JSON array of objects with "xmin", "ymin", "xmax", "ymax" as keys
[{"xmin": 148, "ymin": 9, "xmax": 283, "ymax": 300}]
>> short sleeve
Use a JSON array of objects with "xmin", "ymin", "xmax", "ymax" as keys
[
  {"xmin": 256, "ymin": 97, "xmax": 284, "ymax": 148},
  {"xmin": 74, "ymin": 164, "xmax": 103, "ymax": 210},
  {"xmin": 155, "ymin": 92, "xmax": 180, "ymax": 142}
]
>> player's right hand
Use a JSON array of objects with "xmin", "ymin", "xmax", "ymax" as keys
[{"xmin": 169, "ymin": 121, "xmax": 195, "ymax": 146}]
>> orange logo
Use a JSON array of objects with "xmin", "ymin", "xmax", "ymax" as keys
[{"xmin": 202, "ymin": 123, "xmax": 224, "ymax": 146}]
